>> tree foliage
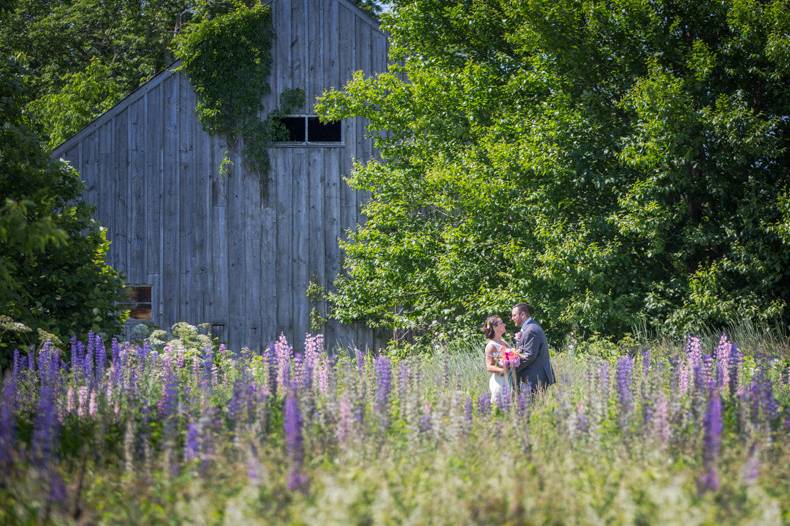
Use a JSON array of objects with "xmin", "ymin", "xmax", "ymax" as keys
[
  {"xmin": 0, "ymin": 57, "xmax": 126, "ymax": 358},
  {"xmin": 0, "ymin": 0, "xmax": 193, "ymax": 147},
  {"xmin": 317, "ymin": 0, "xmax": 790, "ymax": 344}
]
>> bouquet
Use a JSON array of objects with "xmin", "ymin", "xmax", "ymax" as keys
[{"xmin": 501, "ymin": 348, "xmax": 520, "ymax": 368}]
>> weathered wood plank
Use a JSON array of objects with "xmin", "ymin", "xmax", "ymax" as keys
[
  {"xmin": 291, "ymin": 0, "xmax": 306, "ymax": 107},
  {"xmin": 293, "ymin": 148, "xmax": 309, "ymax": 346},
  {"xmin": 226, "ymin": 143, "xmax": 245, "ymax": 349},
  {"xmin": 162, "ymin": 74, "xmax": 180, "ymax": 327},
  {"xmin": 276, "ymin": 151, "xmax": 293, "ymax": 344},
  {"xmin": 113, "ymin": 110, "xmax": 129, "ymax": 276},
  {"xmin": 128, "ymin": 98, "xmax": 146, "ymax": 284},
  {"xmin": 144, "ymin": 85, "xmax": 163, "ymax": 321},
  {"xmin": 192, "ymin": 89, "xmax": 210, "ymax": 326},
  {"xmin": 275, "ymin": 0, "xmax": 292, "ymax": 95},
  {"xmin": 323, "ymin": 147, "xmax": 341, "ymax": 348},
  {"xmin": 308, "ymin": 149, "xmax": 325, "ymax": 335},
  {"xmin": 81, "ymin": 131, "xmax": 98, "ymax": 213},
  {"xmin": 260, "ymin": 195, "xmax": 277, "ymax": 344},
  {"xmin": 307, "ymin": 0, "xmax": 323, "ymax": 107},
  {"xmin": 323, "ymin": 0, "xmax": 340, "ymax": 92},
  {"xmin": 178, "ymin": 75, "xmax": 195, "ymax": 323},
  {"xmin": 243, "ymin": 162, "xmax": 262, "ymax": 348},
  {"xmin": 209, "ymin": 135, "xmax": 229, "ymax": 335}
]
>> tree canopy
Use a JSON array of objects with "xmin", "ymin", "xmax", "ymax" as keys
[
  {"xmin": 0, "ymin": 56, "xmax": 126, "ymax": 357},
  {"xmin": 317, "ymin": 0, "xmax": 790, "ymax": 344}
]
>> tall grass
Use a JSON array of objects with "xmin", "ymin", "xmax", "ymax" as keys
[{"xmin": 0, "ymin": 329, "xmax": 788, "ymax": 524}]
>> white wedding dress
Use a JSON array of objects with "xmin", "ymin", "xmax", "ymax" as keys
[{"xmin": 488, "ymin": 340, "xmax": 510, "ymax": 401}]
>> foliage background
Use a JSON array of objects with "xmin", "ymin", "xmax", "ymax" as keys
[
  {"xmin": 0, "ymin": 57, "xmax": 126, "ymax": 361},
  {"xmin": 317, "ymin": 0, "xmax": 790, "ymax": 346}
]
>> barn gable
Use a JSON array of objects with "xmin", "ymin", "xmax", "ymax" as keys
[{"xmin": 52, "ymin": 0, "xmax": 388, "ymax": 351}]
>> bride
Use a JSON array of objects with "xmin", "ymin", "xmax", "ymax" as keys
[{"xmin": 482, "ymin": 315, "xmax": 517, "ymax": 401}]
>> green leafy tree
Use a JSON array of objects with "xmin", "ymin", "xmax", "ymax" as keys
[
  {"xmin": 317, "ymin": 0, "xmax": 790, "ymax": 345},
  {"xmin": 0, "ymin": 56, "xmax": 126, "ymax": 360},
  {"xmin": 0, "ymin": 0, "xmax": 193, "ymax": 147}
]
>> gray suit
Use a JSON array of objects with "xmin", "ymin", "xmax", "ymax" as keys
[{"xmin": 515, "ymin": 319, "xmax": 556, "ymax": 391}]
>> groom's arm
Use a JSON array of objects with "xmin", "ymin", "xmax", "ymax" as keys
[{"xmin": 517, "ymin": 328, "xmax": 542, "ymax": 367}]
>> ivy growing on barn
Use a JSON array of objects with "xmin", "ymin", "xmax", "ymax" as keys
[{"xmin": 172, "ymin": 1, "xmax": 304, "ymax": 190}]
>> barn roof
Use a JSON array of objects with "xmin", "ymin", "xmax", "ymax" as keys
[{"xmin": 53, "ymin": 0, "xmax": 384, "ymax": 156}]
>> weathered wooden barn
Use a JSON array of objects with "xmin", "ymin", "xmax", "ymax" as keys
[{"xmin": 52, "ymin": 0, "xmax": 388, "ymax": 351}]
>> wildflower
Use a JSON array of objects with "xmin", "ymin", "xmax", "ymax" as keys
[
  {"xmin": 184, "ymin": 422, "xmax": 200, "ymax": 463},
  {"xmin": 336, "ymin": 394, "xmax": 352, "ymax": 444},
  {"xmin": 375, "ymin": 355, "xmax": 392, "ymax": 427},
  {"xmin": 698, "ymin": 388, "xmax": 722, "ymax": 493},
  {"xmin": 0, "ymin": 376, "xmax": 17, "ymax": 468},
  {"xmin": 284, "ymin": 387, "xmax": 308, "ymax": 491},
  {"xmin": 653, "ymin": 392, "xmax": 670, "ymax": 447},
  {"xmin": 32, "ymin": 384, "xmax": 58, "ymax": 466},
  {"xmin": 616, "ymin": 356, "xmax": 634, "ymax": 427},
  {"xmin": 418, "ymin": 402, "xmax": 433, "ymax": 435},
  {"xmin": 477, "ymin": 393, "xmax": 491, "ymax": 417}
]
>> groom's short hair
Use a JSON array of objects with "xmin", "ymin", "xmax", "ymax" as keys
[{"xmin": 514, "ymin": 303, "xmax": 532, "ymax": 316}]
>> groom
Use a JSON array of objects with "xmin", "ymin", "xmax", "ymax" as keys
[{"xmin": 511, "ymin": 302, "xmax": 556, "ymax": 392}]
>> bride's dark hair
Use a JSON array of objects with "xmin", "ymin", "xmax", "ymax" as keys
[{"xmin": 481, "ymin": 315, "xmax": 500, "ymax": 339}]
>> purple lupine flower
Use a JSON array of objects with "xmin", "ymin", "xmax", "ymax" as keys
[
  {"xmin": 184, "ymin": 422, "xmax": 200, "ymax": 462},
  {"xmin": 83, "ymin": 336, "xmax": 94, "ymax": 384},
  {"xmin": 653, "ymin": 392, "xmax": 670, "ymax": 446},
  {"xmin": 616, "ymin": 356, "xmax": 634, "ymax": 428},
  {"xmin": 27, "ymin": 350, "xmax": 35, "ymax": 371},
  {"xmin": 0, "ymin": 375, "xmax": 17, "ymax": 468},
  {"xmin": 293, "ymin": 352, "xmax": 305, "ymax": 389},
  {"xmin": 575, "ymin": 402, "xmax": 590, "ymax": 435},
  {"xmin": 111, "ymin": 338, "xmax": 122, "ymax": 389},
  {"xmin": 728, "ymin": 344, "xmax": 741, "ymax": 397},
  {"xmin": 477, "ymin": 393, "xmax": 491, "ymax": 416},
  {"xmin": 316, "ymin": 357, "xmax": 330, "ymax": 395},
  {"xmin": 715, "ymin": 335, "xmax": 731, "ymax": 392},
  {"xmin": 355, "ymin": 349, "xmax": 365, "ymax": 373},
  {"xmin": 517, "ymin": 390, "xmax": 529, "ymax": 417},
  {"xmin": 686, "ymin": 336, "xmax": 702, "ymax": 368},
  {"xmin": 701, "ymin": 354, "xmax": 714, "ymax": 389},
  {"xmin": 375, "ymin": 355, "xmax": 392, "ymax": 427},
  {"xmin": 495, "ymin": 386, "xmax": 511, "ymax": 412},
  {"xmin": 677, "ymin": 359, "xmax": 690, "ymax": 397},
  {"xmin": 95, "ymin": 334, "xmax": 106, "ymax": 383},
  {"xmin": 418, "ymin": 402, "xmax": 433, "ymax": 435},
  {"xmin": 284, "ymin": 387, "xmax": 308, "ymax": 491},
  {"xmin": 699, "ymin": 388, "xmax": 723, "ymax": 493},
  {"xmin": 265, "ymin": 342, "xmax": 278, "ymax": 398},
  {"xmin": 202, "ymin": 347, "xmax": 214, "ymax": 387},
  {"xmin": 336, "ymin": 394, "xmax": 352, "ymax": 444},
  {"xmin": 158, "ymin": 367, "xmax": 178, "ymax": 420},
  {"xmin": 32, "ymin": 384, "xmax": 58, "ymax": 466},
  {"xmin": 276, "ymin": 334, "xmax": 292, "ymax": 388},
  {"xmin": 641, "ymin": 349, "xmax": 651, "ymax": 377}
]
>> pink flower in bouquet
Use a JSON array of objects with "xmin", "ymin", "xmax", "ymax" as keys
[{"xmin": 502, "ymin": 348, "xmax": 520, "ymax": 368}]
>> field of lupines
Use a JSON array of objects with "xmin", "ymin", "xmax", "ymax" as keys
[{"xmin": 1, "ymin": 326, "xmax": 789, "ymax": 525}]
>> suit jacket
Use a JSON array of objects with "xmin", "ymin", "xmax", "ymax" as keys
[{"xmin": 515, "ymin": 319, "xmax": 556, "ymax": 389}]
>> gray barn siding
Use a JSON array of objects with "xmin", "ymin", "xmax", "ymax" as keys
[{"xmin": 53, "ymin": 0, "xmax": 387, "ymax": 352}]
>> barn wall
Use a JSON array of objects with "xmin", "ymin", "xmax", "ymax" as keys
[{"xmin": 55, "ymin": 0, "xmax": 388, "ymax": 352}]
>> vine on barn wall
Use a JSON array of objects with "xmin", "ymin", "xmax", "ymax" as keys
[{"xmin": 172, "ymin": 1, "xmax": 305, "ymax": 191}]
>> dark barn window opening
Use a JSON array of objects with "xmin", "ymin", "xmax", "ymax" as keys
[
  {"xmin": 274, "ymin": 115, "xmax": 342, "ymax": 144},
  {"xmin": 123, "ymin": 285, "xmax": 152, "ymax": 320}
]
